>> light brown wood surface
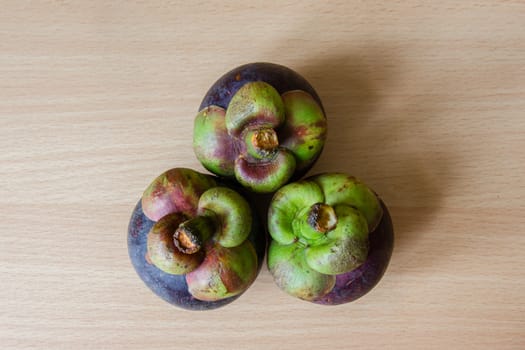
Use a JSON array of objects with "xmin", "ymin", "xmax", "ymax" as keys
[{"xmin": 1, "ymin": 1, "xmax": 524, "ymax": 349}]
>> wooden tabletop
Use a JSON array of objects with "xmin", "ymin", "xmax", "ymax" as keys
[{"xmin": 1, "ymin": 2, "xmax": 524, "ymax": 349}]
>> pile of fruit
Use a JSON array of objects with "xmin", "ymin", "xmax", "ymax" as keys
[{"xmin": 127, "ymin": 63, "xmax": 394, "ymax": 310}]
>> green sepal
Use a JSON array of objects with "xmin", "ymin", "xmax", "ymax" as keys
[
  {"xmin": 186, "ymin": 240, "xmax": 258, "ymax": 301},
  {"xmin": 197, "ymin": 187, "xmax": 252, "ymax": 248},
  {"xmin": 280, "ymin": 90, "xmax": 327, "ymax": 171},
  {"xmin": 268, "ymin": 180, "xmax": 324, "ymax": 245},
  {"xmin": 234, "ymin": 149, "xmax": 296, "ymax": 193},
  {"xmin": 304, "ymin": 205, "xmax": 369, "ymax": 275},
  {"xmin": 268, "ymin": 240, "xmax": 335, "ymax": 301},
  {"xmin": 311, "ymin": 173, "xmax": 383, "ymax": 231},
  {"xmin": 193, "ymin": 106, "xmax": 235, "ymax": 177},
  {"xmin": 225, "ymin": 81, "xmax": 285, "ymax": 135}
]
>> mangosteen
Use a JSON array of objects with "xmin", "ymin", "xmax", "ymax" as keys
[
  {"xmin": 128, "ymin": 168, "xmax": 266, "ymax": 310},
  {"xmin": 266, "ymin": 173, "xmax": 394, "ymax": 305}
]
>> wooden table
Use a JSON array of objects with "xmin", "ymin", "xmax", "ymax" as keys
[{"xmin": 2, "ymin": 2, "xmax": 524, "ymax": 349}]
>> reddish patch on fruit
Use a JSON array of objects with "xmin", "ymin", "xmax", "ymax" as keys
[
  {"xmin": 142, "ymin": 169, "xmax": 216, "ymax": 221},
  {"xmin": 185, "ymin": 241, "xmax": 257, "ymax": 301},
  {"xmin": 236, "ymin": 157, "xmax": 275, "ymax": 179},
  {"xmin": 278, "ymin": 124, "xmax": 308, "ymax": 148},
  {"xmin": 212, "ymin": 133, "xmax": 239, "ymax": 169}
]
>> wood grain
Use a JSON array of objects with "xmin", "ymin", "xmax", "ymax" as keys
[{"xmin": 1, "ymin": 1, "xmax": 524, "ymax": 349}]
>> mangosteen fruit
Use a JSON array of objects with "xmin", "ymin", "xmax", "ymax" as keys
[
  {"xmin": 128, "ymin": 168, "xmax": 266, "ymax": 310},
  {"xmin": 267, "ymin": 173, "xmax": 393, "ymax": 305}
]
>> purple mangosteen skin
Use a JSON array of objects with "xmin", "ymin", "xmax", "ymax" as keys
[
  {"xmin": 127, "ymin": 188, "xmax": 266, "ymax": 311},
  {"xmin": 313, "ymin": 202, "xmax": 394, "ymax": 305},
  {"xmin": 198, "ymin": 62, "xmax": 326, "ymax": 183}
]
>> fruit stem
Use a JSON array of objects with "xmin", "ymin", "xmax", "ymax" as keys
[
  {"xmin": 308, "ymin": 203, "xmax": 337, "ymax": 233},
  {"xmin": 173, "ymin": 216, "xmax": 215, "ymax": 254},
  {"xmin": 292, "ymin": 203, "xmax": 338, "ymax": 242},
  {"xmin": 244, "ymin": 127, "xmax": 279, "ymax": 159}
]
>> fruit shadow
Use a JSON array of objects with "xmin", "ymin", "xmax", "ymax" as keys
[{"xmin": 293, "ymin": 51, "xmax": 453, "ymax": 256}]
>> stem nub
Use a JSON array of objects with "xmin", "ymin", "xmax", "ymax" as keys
[
  {"xmin": 252, "ymin": 128, "xmax": 278, "ymax": 150},
  {"xmin": 244, "ymin": 127, "xmax": 279, "ymax": 159},
  {"xmin": 292, "ymin": 202, "xmax": 338, "ymax": 242},
  {"xmin": 307, "ymin": 203, "xmax": 337, "ymax": 233},
  {"xmin": 173, "ymin": 216, "xmax": 215, "ymax": 254}
]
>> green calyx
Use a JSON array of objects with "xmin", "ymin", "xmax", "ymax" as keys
[
  {"xmin": 193, "ymin": 81, "xmax": 327, "ymax": 193},
  {"xmin": 267, "ymin": 173, "xmax": 383, "ymax": 300},
  {"xmin": 146, "ymin": 186, "xmax": 253, "ymax": 275},
  {"xmin": 227, "ymin": 81, "xmax": 293, "ymax": 192}
]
